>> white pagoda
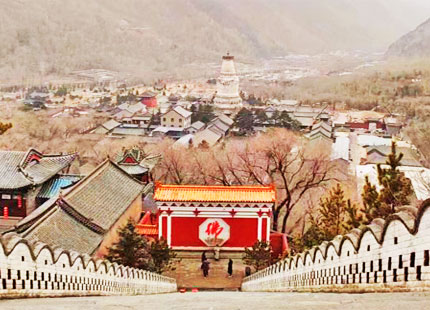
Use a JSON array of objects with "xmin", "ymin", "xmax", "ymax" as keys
[{"xmin": 213, "ymin": 53, "xmax": 242, "ymax": 110}]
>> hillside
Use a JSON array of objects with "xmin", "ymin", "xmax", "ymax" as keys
[
  {"xmin": 386, "ymin": 18, "xmax": 430, "ymax": 57},
  {"xmin": 1, "ymin": 0, "xmax": 430, "ymax": 82}
]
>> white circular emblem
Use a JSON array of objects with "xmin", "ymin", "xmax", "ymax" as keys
[{"xmin": 199, "ymin": 218, "xmax": 230, "ymax": 246}]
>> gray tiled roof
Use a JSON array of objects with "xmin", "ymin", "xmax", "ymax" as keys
[
  {"xmin": 118, "ymin": 164, "xmax": 149, "ymax": 175},
  {"xmin": 62, "ymin": 160, "xmax": 144, "ymax": 230},
  {"xmin": 0, "ymin": 149, "xmax": 76, "ymax": 189},
  {"xmin": 111, "ymin": 127, "xmax": 146, "ymax": 136},
  {"xmin": 216, "ymin": 114, "xmax": 234, "ymax": 126},
  {"xmin": 15, "ymin": 160, "xmax": 145, "ymax": 255},
  {"xmin": 190, "ymin": 121, "xmax": 205, "ymax": 130},
  {"xmin": 24, "ymin": 207, "xmax": 104, "ymax": 254}
]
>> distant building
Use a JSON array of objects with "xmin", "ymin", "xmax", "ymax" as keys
[
  {"xmin": 384, "ymin": 117, "xmax": 402, "ymax": 136},
  {"xmin": 0, "ymin": 149, "xmax": 76, "ymax": 230},
  {"xmin": 116, "ymin": 147, "xmax": 161, "ymax": 183},
  {"xmin": 186, "ymin": 121, "xmax": 205, "ymax": 134},
  {"xmin": 92, "ymin": 119, "xmax": 121, "ymax": 134},
  {"xmin": 213, "ymin": 53, "xmax": 242, "ymax": 111},
  {"xmin": 139, "ymin": 91, "xmax": 158, "ymax": 108},
  {"xmin": 308, "ymin": 121, "xmax": 333, "ymax": 142},
  {"xmin": 24, "ymin": 91, "xmax": 49, "ymax": 108},
  {"xmin": 161, "ymin": 106, "xmax": 192, "ymax": 129}
]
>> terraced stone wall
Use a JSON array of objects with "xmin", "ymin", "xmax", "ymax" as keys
[
  {"xmin": 0, "ymin": 234, "xmax": 177, "ymax": 298},
  {"xmin": 242, "ymin": 201, "xmax": 430, "ymax": 292}
]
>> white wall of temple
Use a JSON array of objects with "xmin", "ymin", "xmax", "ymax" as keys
[
  {"xmin": 0, "ymin": 235, "xmax": 177, "ymax": 298},
  {"xmin": 242, "ymin": 204, "xmax": 430, "ymax": 292}
]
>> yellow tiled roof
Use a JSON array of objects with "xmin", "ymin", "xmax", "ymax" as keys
[{"xmin": 153, "ymin": 183, "xmax": 276, "ymax": 203}]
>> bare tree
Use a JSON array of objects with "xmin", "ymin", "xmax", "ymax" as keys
[{"xmin": 229, "ymin": 130, "xmax": 339, "ymax": 232}]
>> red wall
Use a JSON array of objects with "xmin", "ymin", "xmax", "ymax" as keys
[
  {"xmin": 169, "ymin": 217, "xmax": 259, "ymax": 248},
  {"xmin": 162, "ymin": 217, "xmax": 168, "ymax": 240},
  {"xmin": 141, "ymin": 97, "xmax": 157, "ymax": 108},
  {"xmin": 262, "ymin": 218, "xmax": 267, "ymax": 241}
]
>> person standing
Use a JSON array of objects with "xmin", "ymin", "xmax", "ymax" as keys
[
  {"xmin": 227, "ymin": 259, "xmax": 233, "ymax": 277},
  {"xmin": 201, "ymin": 251, "xmax": 207, "ymax": 262},
  {"xmin": 214, "ymin": 244, "xmax": 220, "ymax": 261},
  {"xmin": 201, "ymin": 259, "xmax": 210, "ymax": 277}
]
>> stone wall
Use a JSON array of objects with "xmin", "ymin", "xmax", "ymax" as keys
[
  {"xmin": 0, "ymin": 233, "xmax": 177, "ymax": 298},
  {"xmin": 242, "ymin": 200, "xmax": 430, "ymax": 292}
]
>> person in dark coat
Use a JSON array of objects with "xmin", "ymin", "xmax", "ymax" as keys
[
  {"xmin": 227, "ymin": 259, "xmax": 233, "ymax": 277},
  {"xmin": 201, "ymin": 251, "xmax": 207, "ymax": 262},
  {"xmin": 201, "ymin": 259, "xmax": 210, "ymax": 277}
]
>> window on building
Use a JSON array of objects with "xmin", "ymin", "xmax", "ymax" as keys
[
  {"xmin": 388, "ymin": 257, "xmax": 392, "ymax": 270},
  {"xmin": 394, "ymin": 237, "xmax": 398, "ymax": 244},
  {"xmin": 404, "ymin": 267, "xmax": 409, "ymax": 282},
  {"xmin": 410, "ymin": 252, "xmax": 415, "ymax": 267},
  {"xmin": 424, "ymin": 250, "xmax": 429, "ymax": 266},
  {"xmin": 399, "ymin": 255, "xmax": 403, "ymax": 269},
  {"xmin": 171, "ymin": 118, "xmax": 174, "ymax": 122},
  {"xmin": 417, "ymin": 266, "xmax": 422, "ymax": 281}
]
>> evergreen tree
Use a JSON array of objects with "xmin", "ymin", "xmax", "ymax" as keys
[
  {"xmin": 243, "ymin": 240, "xmax": 271, "ymax": 271},
  {"xmin": 255, "ymin": 110, "xmax": 268, "ymax": 125},
  {"xmin": 149, "ymin": 238, "xmax": 177, "ymax": 274},
  {"xmin": 235, "ymin": 108, "xmax": 254, "ymax": 133},
  {"xmin": 106, "ymin": 219, "xmax": 153, "ymax": 270},
  {"xmin": 377, "ymin": 142, "xmax": 413, "ymax": 212},
  {"xmin": 319, "ymin": 183, "xmax": 347, "ymax": 239},
  {"xmin": 361, "ymin": 175, "xmax": 382, "ymax": 223},
  {"xmin": 343, "ymin": 200, "xmax": 364, "ymax": 231},
  {"xmin": 279, "ymin": 111, "xmax": 301, "ymax": 131},
  {"xmin": 191, "ymin": 104, "xmax": 215, "ymax": 124},
  {"xmin": 289, "ymin": 214, "xmax": 325, "ymax": 255},
  {"xmin": 199, "ymin": 105, "xmax": 216, "ymax": 124},
  {"xmin": 362, "ymin": 142, "xmax": 413, "ymax": 223},
  {"xmin": 270, "ymin": 110, "xmax": 281, "ymax": 126}
]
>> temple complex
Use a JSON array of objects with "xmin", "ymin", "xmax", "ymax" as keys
[
  {"xmin": 213, "ymin": 53, "xmax": 242, "ymax": 111},
  {"xmin": 12, "ymin": 159, "xmax": 150, "ymax": 257}
]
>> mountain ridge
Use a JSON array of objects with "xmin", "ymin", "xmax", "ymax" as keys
[
  {"xmin": 1, "ymin": 0, "xmax": 429, "ymax": 81},
  {"xmin": 386, "ymin": 18, "xmax": 430, "ymax": 57}
]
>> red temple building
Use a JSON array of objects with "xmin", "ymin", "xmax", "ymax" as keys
[
  {"xmin": 153, "ymin": 183, "xmax": 275, "ymax": 251},
  {"xmin": 139, "ymin": 91, "xmax": 158, "ymax": 108}
]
